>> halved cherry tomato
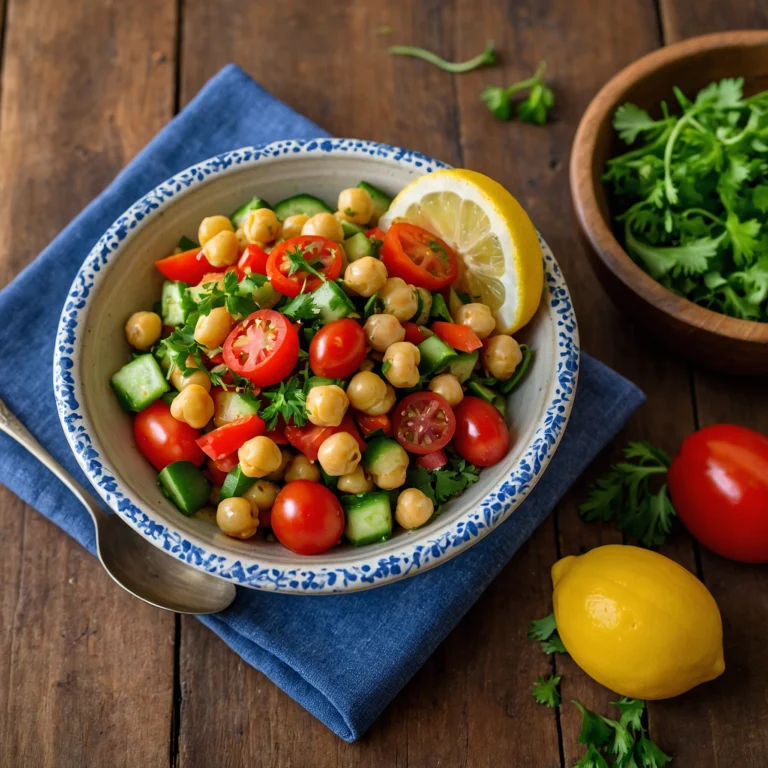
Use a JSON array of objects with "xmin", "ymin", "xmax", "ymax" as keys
[
  {"xmin": 238, "ymin": 243, "xmax": 270, "ymax": 276},
  {"xmin": 266, "ymin": 236, "xmax": 343, "ymax": 298},
  {"xmin": 155, "ymin": 248, "xmax": 217, "ymax": 285},
  {"xmin": 206, "ymin": 457, "xmax": 230, "ymax": 486},
  {"xmin": 382, "ymin": 222, "xmax": 458, "ymax": 291},
  {"xmin": 355, "ymin": 412, "xmax": 392, "ymax": 438},
  {"xmin": 416, "ymin": 449, "xmax": 448, "ymax": 470},
  {"xmin": 133, "ymin": 401, "xmax": 205, "ymax": 471},
  {"xmin": 453, "ymin": 396, "xmax": 509, "ymax": 467},
  {"xmin": 210, "ymin": 452, "xmax": 239, "ymax": 474},
  {"xmin": 402, "ymin": 321, "xmax": 425, "ymax": 346},
  {"xmin": 271, "ymin": 480, "xmax": 345, "ymax": 555},
  {"xmin": 223, "ymin": 309, "xmax": 299, "ymax": 387},
  {"xmin": 284, "ymin": 423, "xmax": 336, "ymax": 461},
  {"xmin": 431, "ymin": 321, "xmax": 482, "ymax": 353},
  {"xmin": 338, "ymin": 414, "xmax": 367, "ymax": 454},
  {"xmin": 309, "ymin": 319, "xmax": 367, "ymax": 379},
  {"xmin": 196, "ymin": 414, "xmax": 266, "ymax": 461},
  {"xmin": 393, "ymin": 392, "xmax": 456, "ymax": 455}
]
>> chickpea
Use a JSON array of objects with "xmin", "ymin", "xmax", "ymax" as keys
[
  {"xmin": 482, "ymin": 334, "xmax": 523, "ymax": 380},
  {"xmin": 455, "ymin": 302, "xmax": 496, "ymax": 339},
  {"xmin": 170, "ymin": 354, "xmax": 211, "ymax": 392},
  {"xmin": 344, "ymin": 257, "xmax": 388, "ymax": 298},
  {"xmin": 217, "ymin": 497, "xmax": 258, "ymax": 539},
  {"xmin": 193, "ymin": 306, "xmax": 234, "ymax": 349},
  {"xmin": 242, "ymin": 480, "xmax": 280, "ymax": 514},
  {"xmin": 366, "ymin": 383, "xmax": 396, "ymax": 416},
  {"xmin": 337, "ymin": 465, "xmax": 374, "ymax": 494},
  {"xmin": 198, "ymin": 215, "xmax": 234, "ymax": 246},
  {"xmin": 265, "ymin": 447, "xmax": 293, "ymax": 482},
  {"xmin": 364, "ymin": 313, "xmax": 405, "ymax": 352},
  {"xmin": 124, "ymin": 311, "xmax": 162, "ymax": 350},
  {"xmin": 383, "ymin": 341, "xmax": 421, "ymax": 388},
  {"xmin": 429, "ymin": 373, "xmax": 464, "ymax": 407},
  {"xmin": 235, "ymin": 227, "xmax": 249, "ymax": 253},
  {"xmin": 284, "ymin": 453, "xmax": 321, "ymax": 483},
  {"xmin": 346, "ymin": 372, "xmax": 388, "ymax": 414},
  {"xmin": 379, "ymin": 277, "xmax": 418, "ymax": 322},
  {"xmin": 244, "ymin": 208, "xmax": 282, "ymax": 244},
  {"xmin": 360, "ymin": 357, "xmax": 375, "ymax": 372},
  {"xmin": 239, "ymin": 435, "xmax": 283, "ymax": 478},
  {"xmin": 336, "ymin": 188, "xmax": 374, "ymax": 225},
  {"xmin": 301, "ymin": 212, "xmax": 344, "ymax": 243},
  {"xmin": 395, "ymin": 488, "xmax": 434, "ymax": 529},
  {"xmin": 317, "ymin": 432, "xmax": 361, "ymax": 477},
  {"xmin": 376, "ymin": 466, "xmax": 407, "ymax": 490},
  {"xmin": 306, "ymin": 385, "xmax": 349, "ymax": 427},
  {"xmin": 282, "ymin": 214, "xmax": 308, "ymax": 240},
  {"xmin": 170, "ymin": 384, "xmax": 215, "ymax": 429},
  {"xmin": 203, "ymin": 230, "xmax": 240, "ymax": 267}
]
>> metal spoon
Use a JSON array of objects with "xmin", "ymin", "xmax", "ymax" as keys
[{"xmin": 0, "ymin": 397, "xmax": 236, "ymax": 614}]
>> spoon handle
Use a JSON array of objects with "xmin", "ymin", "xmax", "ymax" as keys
[{"xmin": 0, "ymin": 396, "xmax": 106, "ymax": 523}]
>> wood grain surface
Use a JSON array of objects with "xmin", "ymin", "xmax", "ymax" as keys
[{"xmin": 1, "ymin": 0, "xmax": 767, "ymax": 766}]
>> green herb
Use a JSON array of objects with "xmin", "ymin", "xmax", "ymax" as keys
[
  {"xmin": 480, "ymin": 62, "xmax": 555, "ymax": 124},
  {"xmin": 281, "ymin": 292, "xmax": 320, "ymax": 321},
  {"xmin": 531, "ymin": 674, "xmax": 561, "ymax": 708},
  {"xmin": 430, "ymin": 292, "xmax": 453, "ymax": 322},
  {"xmin": 428, "ymin": 240, "xmax": 449, "ymax": 262},
  {"xmin": 284, "ymin": 241, "xmax": 328, "ymax": 283},
  {"xmin": 499, "ymin": 344, "xmax": 533, "ymax": 393},
  {"xmin": 389, "ymin": 40, "xmax": 495, "ymax": 74},
  {"xmin": 527, "ymin": 612, "xmax": 568, "ymax": 655},
  {"xmin": 405, "ymin": 456, "xmax": 480, "ymax": 511},
  {"xmin": 381, "ymin": 359, "xmax": 392, "ymax": 375},
  {"xmin": 579, "ymin": 441, "xmax": 676, "ymax": 548},
  {"xmin": 260, "ymin": 376, "xmax": 308, "ymax": 430},
  {"xmin": 456, "ymin": 290, "xmax": 472, "ymax": 304},
  {"xmin": 363, "ymin": 292, "xmax": 383, "ymax": 320},
  {"xmin": 574, "ymin": 745, "xmax": 611, "ymax": 768},
  {"xmin": 178, "ymin": 235, "xmax": 199, "ymax": 251},
  {"xmin": 604, "ymin": 77, "xmax": 768, "ymax": 321}
]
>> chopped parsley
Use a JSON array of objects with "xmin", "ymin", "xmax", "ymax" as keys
[
  {"xmin": 532, "ymin": 674, "xmax": 561, "ymax": 708},
  {"xmin": 259, "ymin": 374, "xmax": 308, "ymax": 431},
  {"xmin": 405, "ymin": 455, "xmax": 480, "ymax": 512},
  {"xmin": 284, "ymin": 241, "xmax": 328, "ymax": 283},
  {"xmin": 480, "ymin": 61, "xmax": 555, "ymax": 124},
  {"xmin": 281, "ymin": 292, "xmax": 320, "ymax": 321}
]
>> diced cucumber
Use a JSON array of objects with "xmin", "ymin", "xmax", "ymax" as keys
[
  {"xmin": 418, "ymin": 325, "xmax": 434, "ymax": 339},
  {"xmin": 363, "ymin": 438, "xmax": 408, "ymax": 477},
  {"xmin": 161, "ymin": 280, "xmax": 192, "ymax": 327},
  {"xmin": 341, "ymin": 492, "xmax": 393, "ymax": 546},
  {"xmin": 237, "ymin": 275, "xmax": 279, "ymax": 309},
  {"xmin": 499, "ymin": 345, "xmax": 533, "ymax": 394},
  {"xmin": 357, "ymin": 181, "xmax": 393, "ymax": 221},
  {"xmin": 158, "ymin": 461, "xmax": 210, "ymax": 516},
  {"xmin": 413, "ymin": 288, "xmax": 433, "ymax": 325},
  {"xmin": 418, "ymin": 335, "xmax": 458, "ymax": 377},
  {"xmin": 212, "ymin": 390, "xmax": 260, "ymax": 425},
  {"xmin": 308, "ymin": 376, "xmax": 339, "ymax": 389},
  {"xmin": 447, "ymin": 288, "xmax": 464, "ymax": 319},
  {"xmin": 220, "ymin": 464, "xmax": 255, "ymax": 500},
  {"xmin": 178, "ymin": 235, "xmax": 199, "ymax": 251},
  {"xmin": 111, "ymin": 354, "xmax": 169, "ymax": 412},
  {"xmin": 493, "ymin": 395, "xmax": 508, "ymax": 420},
  {"xmin": 230, "ymin": 197, "xmax": 271, "ymax": 228},
  {"xmin": 467, "ymin": 376, "xmax": 498, "ymax": 404},
  {"xmin": 343, "ymin": 232, "xmax": 374, "ymax": 262},
  {"xmin": 430, "ymin": 292, "xmax": 453, "ymax": 323},
  {"xmin": 273, "ymin": 193, "xmax": 332, "ymax": 222},
  {"xmin": 312, "ymin": 280, "xmax": 356, "ymax": 324},
  {"xmin": 319, "ymin": 467, "xmax": 338, "ymax": 489},
  {"xmin": 449, "ymin": 350, "xmax": 479, "ymax": 383},
  {"xmin": 341, "ymin": 220, "xmax": 364, "ymax": 239}
]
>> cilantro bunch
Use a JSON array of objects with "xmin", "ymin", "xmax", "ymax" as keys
[{"xmin": 603, "ymin": 78, "xmax": 768, "ymax": 321}]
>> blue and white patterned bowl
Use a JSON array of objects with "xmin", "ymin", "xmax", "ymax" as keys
[{"xmin": 54, "ymin": 139, "xmax": 579, "ymax": 594}]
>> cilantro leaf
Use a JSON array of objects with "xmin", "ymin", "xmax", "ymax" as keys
[
  {"xmin": 613, "ymin": 104, "xmax": 670, "ymax": 144},
  {"xmin": 481, "ymin": 61, "xmax": 554, "ymax": 125},
  {"xmin": 527, "ymin": 612, "xmax": 558, "ymax": 642},
  {"xmin": 540, "ymin": 634, "xmax": 567, "ymax": 655},
  {"xmin": 614, "ymin": 698, "xmax": 645, "ymax": 734},
  {"xmin": 284, "ymin": 241, "xmax": 327, "ymax": 282},
  {"xmin": 281, "ymin": 292, "xmax": 320, "ymax": 321},
  {"xmin": 381, "ymin": 359, "xmax": 392, "ymax": 376},
  {"xmin": 574, "ymin": 745, "xmax": 611, "ymax": 768},
  {"xmin": 635, "ymin": 735, "xmax": 672, "ymax": 768},
  {"xmin": 531, "ymin": 674, "xmax": 561, "ymax": 708},
  {"xmin": 573, "ymin": 702, "xmax": 614, "ymax": 748},
  {"xmin": 260, "ymin": 376, "xmax": 308, "ymax": 430}
]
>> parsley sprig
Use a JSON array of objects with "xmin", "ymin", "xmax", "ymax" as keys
[
  {"xmin": 405, "ymin": 454, "xmax": 480, "ymax": 513},
  {"xmin": 284, "ymin": 241, "xmax": 328, "ymax": 283},
  {"xmin": 532, "ymin": 674, "xmax": 561, "ymax": 708},
  {"xmin": 527, "ymin": 612, "xmax": 567, "ymax": 655},
  {"xmin": 388, "ymin": 40, "xmax": 496, "ymax": 74},
  {"xmin": 259, "ymin": 369, "xmax": 310, "ymax": 431},
  {"xmin": 481, "ymin": 61, "xmax": 555, "ymax": 124}
]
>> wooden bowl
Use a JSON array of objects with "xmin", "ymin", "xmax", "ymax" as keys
[{"xmin": 570, "ymin": 31, "xmax": 768, "ymax": 375}]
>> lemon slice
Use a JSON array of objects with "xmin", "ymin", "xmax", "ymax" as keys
[{"xmin": 379, "ymin": 169, "xmax": 544, "ymax": 334}]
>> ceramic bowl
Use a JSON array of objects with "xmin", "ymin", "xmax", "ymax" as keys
[{"xmin": 54, "ymin": 139, "xmax": 579, "ymax": 594}]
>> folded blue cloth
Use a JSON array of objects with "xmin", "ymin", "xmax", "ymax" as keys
[{"xmin": 0, "ymin": 64, "xmax": 644, "ymax": 741}]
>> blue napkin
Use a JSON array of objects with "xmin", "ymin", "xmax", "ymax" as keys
[{"xmin": 0, "ymin": 64, "xmax": 644, "ymax": 741}]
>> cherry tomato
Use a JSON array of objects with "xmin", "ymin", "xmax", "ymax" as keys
[
  {"xmin": 453, "ymin": 396, "xmax": 510, "ymax": 467},
  {"xmin": 381, "ymin": 222, "xmax": 458, "ymax": 291},
  {"xmin": 133, "ymin": 401, "xmax": 205, "ymax": 471},
  {"xmin": 258, "ymin": 509, "xmax": 272, "ymax": 529},
  {"xmin": 365, "ymin": 227, "xmax": 385, "ymax": 241},
  {"xmin": 355, "ymin": 412, "xmax": 392, "ymax": 438},
  {"xmin": 393, "ymin": 392, "xmax": 456, "ymax": 455},
  {"xmin": 223, "ymin": 309, "xmax": 299, "ymax": 387},
  {"xmin": 284, "ymin": 423, "xmax": 336, "ymax": 461},
  {"xmin": 271, "ymin": 480, "xmax": 345, "ymax": 555},
  {"xmin": 237, "ymin": 243, "xmax": 270, "ymax": 276},
  {"xmin": 196, "ymin": 414, "xmax": 266, "ymax": 461},
  {"xmin": 431, "ymin": 321, "xmax": 482, "ymax": 353},
  {"xmin": 155, "ymin": 248, "xmax": 216, "ymax": 285},
  {"xmin": 211, "ymin": 452, "xmax": 239, "ymax": 474},
  {"xmin": 309, "ymin": 319, "xmax": 366, "ymax": 379},
  {"xmin": 668, "ymin": 424, "xmax": 768, "ymax": 563},
  {"xmin": 206, "ymin": 458, "xmax": 230, "ymax": 486},
  {"xmin": 416, "ymin": 449, "xmax": 448, "ymax": 470},
  {"xmin": 267, "ymin": 236, "xmax": 343, "ymax": 298},
  {"xmin": 338, "ymin": 413, "xmax": 367, "ymax": 454},
  {"xmin": 402, "ymin": 321, "xmax": 425, "ymax": 346}
]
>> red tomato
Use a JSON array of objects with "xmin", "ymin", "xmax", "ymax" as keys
[
  {"xmin": 264, "ymin": 428, "xmax": 288, "ymax": 445},
  {"xmin": 197, "ymin": 268, "xmax": 238, "ymax": 288},
  {"xmin": 416, "ymin": 449, "xmax": 448, "ymax": 470},
  {"xmin": 309, "ymin": 319, "xmax": 367, "ymax": 379},
  {"xmin": 431, "ymin": 321, "xmax": 482, "ymax": 353},
  {"xmin": 453, "ymin": 396, "xmax": 509, "ymax": 467},
  {"xmin": 365, "ymin": 227, "xmax": 385, "ymax": 241},
  {"xmin": 338, "ymin": 413, "xmax": 367, "ymax": 454},
  {"xmin": 271, "ymin": 480, "xmax": 345, "ymax": 555},
  {"xmin": 668, "ymin": 425, "xmax": 768, "ymax": 563},
  {"xmin": 284, "ymin": 423, "xmax": 336, "ymax": 461},
  {"xmin": 206, "ymin": 458, "xmax": 230, "ymax": 486},
  {"xmin": 196, "ymin": 414, "xmax": 266, "ymax": 461},
  {"xmin": 266, "ymin": 236, "xmax": 343, "ymax": 297},
  {"xmin": 155, "ymin": 248, "xmax": 216, "ymax": 285},
  {"xmin": 133, "ymin": 401, "xmax": 205, "ymax": 471},
  {"xmin": 355, "ymin": 412, "xmax": 392, "ymax": 438},
  {"xmin": 381, "ymin": 222, "xmax": 458, "ymax": 291},
  {"xmin": 393, "ymin": 392, "xmax": 456, "ymax": 455},
  {"xmin": 258, "ymin": 509, "xmax": 272, "ymax": 529},
  {"xmin": 238, "ymin": 244, "xmax": 270, "ymax": 276},
  {"xmin": 223, "ymin": 309, "xmax": 299, "ymax": 387},
  {"xmin": 211, "ymin": 452, "xmax": 239, "ymax": 473},
  {"xmin": 402, "ymin": 321, "xmax": 425, "ymax": 346}
]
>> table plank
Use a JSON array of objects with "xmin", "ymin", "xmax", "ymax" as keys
[{"xmin": 0, "ymin": 0, "xmax": 177, "ymax": 766}]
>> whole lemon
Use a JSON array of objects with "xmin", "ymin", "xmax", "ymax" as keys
[{"xmin": 552, "ymin": 545, "xmax": 725, "ymax": 699}]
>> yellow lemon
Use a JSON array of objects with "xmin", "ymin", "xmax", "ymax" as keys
[
  {"xmin": 552, "ymin": 545, "xmax": 725, "ymax": 699},
  {"xmin": 379, "ymin": 169, "xmax": 544, "ymax": 333}
]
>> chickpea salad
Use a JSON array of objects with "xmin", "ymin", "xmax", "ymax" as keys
[{"xmin": 111, "ymin": 182, "xmax": 533, "ymax": 555}]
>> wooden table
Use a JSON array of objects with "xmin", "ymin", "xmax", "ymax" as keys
[{"xmin": 1, "ymin": 1, "xmax": 767, "ymax": 765}]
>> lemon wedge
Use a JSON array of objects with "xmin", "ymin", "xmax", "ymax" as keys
[{"xmin": 379, "ymin": 169, "xmax": 544, "ymax": 333}]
